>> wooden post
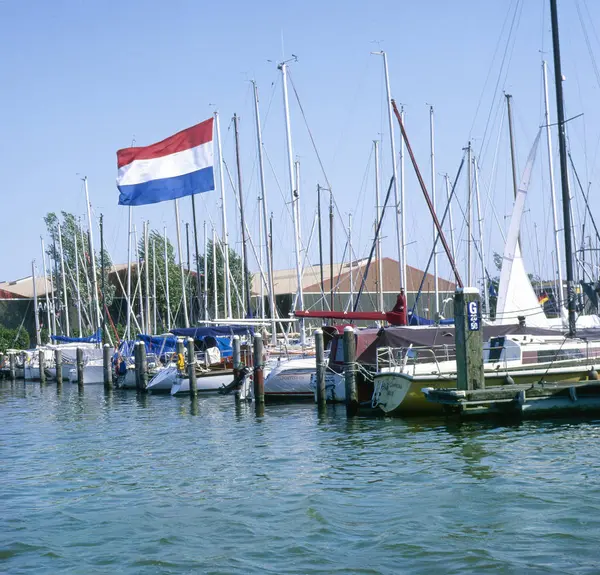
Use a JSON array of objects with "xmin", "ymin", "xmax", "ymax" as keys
[
  {"xmin": 55, "ymin": 349, "xmax": 63, "ymax": 385},
  {"xmin": 9, "ymin": 352, "xmax": 16, "ymax": 380},
  {"xmin": 139, "ymin": 342, "xmax": 148, "ymax": 391},
  {"xmin": 253, "ymin": 333, "xmax": 264, "ymax": 405},
  {"xmin": 39, "ymin": 349, "xmax": 46, "ymax": 383},
  {"xmin": 133, "ymin": 342, "xmax": 140, "ymax": 390},
  {"xmin": 232, "ymin": 335, "xmax": 241, "ymax": 377},
  {"xmin": 343, "ymin": 326, "xmax": 359, "ymax": 416},
  {"xmin": 76, "ymin": 347, "xmax": 84, "ymax": 389},
  {"xmin": 103, "ymin": 343, "xmax": 112, "ymax": 388},
  {"xmin": 187, "ymin": 337, "xmax": 197, "ymax": 398},
  {"xmin": 315, "ymin": 329, "xmax": 326, "ymax": 407},
  {"xmin": 454, "ymin": 287, "xmax": 484, "ymax": 390}
]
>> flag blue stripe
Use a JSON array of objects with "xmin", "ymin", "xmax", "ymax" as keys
[{"xmin": 118, "ymin": 166, "xmax": 214, "ymax": 206}]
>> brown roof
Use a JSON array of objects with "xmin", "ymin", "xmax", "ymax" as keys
[
  {"xmin": 0, "ymin": 276, "xmax": 54, "ymax": 299},
  {"xmin": 251, "ymin": 257, "xmax": 455, "ymax": 296}
]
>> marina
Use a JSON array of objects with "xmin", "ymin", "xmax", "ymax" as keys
[{"xmin": 4, "ymin": 0, "xmax": 600, "ymax": 571}]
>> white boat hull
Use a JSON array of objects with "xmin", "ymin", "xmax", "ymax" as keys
[
  {"xmin": 171, "ymin": 371, "xmax": 235, "ymax": 395},
  {"xmin": 147, "ymin": 366, "xmax": 178, "ymax": 393},
  {"xmin": 68, "ymin": 364, "xmax": 105, "ymax": 384},
  {"xmin": 264, "ymin": 357, "xmax": 316, "ymax": 400}
]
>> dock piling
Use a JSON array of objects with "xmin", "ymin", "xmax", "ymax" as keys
[
  {"xmin": 55, "ymin": 349, "xmax": 63, "ymax": 385},
  {"xmin": 39, "ymin": 349, "xmax": 46, "ymax": 383},
  {"xmin": 315, "ymin": 329, "xmax": 326, "ymax": 407},
  {"xmin": 454, "ymin": 287, "xmax": 484, "ymax": 391},
  {"xmin": 253, "ymin": 333, "xmax": 264, "ymax": 405},
  {"xmin": 232, "ymin": 335, "xmax": 241, "ymax": 377},
  {"xmin": 103, "ymin": 343, "xmax": 112, "ymax": 389},
  {"xmin": 133, "ymin": 342, "xmax": 140, "ymax": 390},
  {"xmin": 9, "ymin": 352, "xmax": 16, "ymax": 380},
  {"xmin": 343, "ymin": 326, "xmax": 359, "ymax": 416},
  {"xmin": 76, "ymin": 347, "xmax": 84, "ymax": 389},
  {"xmin": 187, "ymin": 337, "xmax": 197, "ymax": 398},
  {"xmin": 139, "ymin": 343, "xmax": 148, "ymax": 392}
]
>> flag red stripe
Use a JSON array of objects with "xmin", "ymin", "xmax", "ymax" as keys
[{"xmin": 116, "ymin": 118, "xmax": 214, "ymax": 169}]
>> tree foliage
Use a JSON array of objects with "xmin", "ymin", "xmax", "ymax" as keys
[
  {"xmin": 0, "ymin": 324, "xmax": 30, "ymax": 353},
  {"xmin": 44, "ymin": 211, "xmax": 115, "ymax": 336}
]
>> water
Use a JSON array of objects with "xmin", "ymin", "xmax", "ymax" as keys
[{"xmin": 2, "ymin": 382, "xmax": 600, "ymax": 574}]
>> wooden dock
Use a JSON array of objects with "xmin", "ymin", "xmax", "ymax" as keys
[{"xmin": 423, "ymin": 380, "xmax": 600, "ymax": 419}]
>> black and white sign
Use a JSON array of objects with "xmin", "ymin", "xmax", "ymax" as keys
[{"xmin": 467, "ymin": 300, "xmax": 480, "ymax": 331}]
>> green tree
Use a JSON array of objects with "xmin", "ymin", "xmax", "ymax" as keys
[
  {"xmin": 44, "ymin": 211, "xmax": 115, "ymax": 336},
  {"xmin": 0, "ymin": 324, "xmax": 30, "ymax": 353},
  {"xmin": 205, "ymin": 239, "xmax": 244, "ymax": 318}
]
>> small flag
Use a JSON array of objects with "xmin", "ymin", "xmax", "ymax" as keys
[
  {"xmin": 117, "ymin": 118, "xmax": 214, "ymax": 206},
  {"xmin": 538, "ymin": 292, "xmax": 549, "ymax": 305}
]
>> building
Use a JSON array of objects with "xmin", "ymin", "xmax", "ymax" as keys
[{"xmin": 251, "ymin": 257, "xmax": 456, "ymax": 320}]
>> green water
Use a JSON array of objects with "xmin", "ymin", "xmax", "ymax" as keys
[{"xmin": 2, "ymin": 381, "xmax": 600, "ymax": 574}]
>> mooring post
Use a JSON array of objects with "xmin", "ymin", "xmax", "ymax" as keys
[
  {"xmin": 38, "ymin": 349, "xmax": 46, "ymax": 383},
  {"xmin": 187, "ymin": 337, "xmax": 197, "ymax": 398},
  {"xmin": 232, "ymin": 335, "xmax": 241, "ymax": 377},
  {"xmin": 315, "ymin": 329, "xmax": 326, "ymax": 407},
  {"xmin": 454, "ymin": 287, "xmax": 484, "ymax": 390},
  {"xmin": 9, "ymin": 352, "xmax": 16, "ymax": 380},
  {"xmin": 133, "ymin": 342, "xmax": 140, "ymax": 390},
  {"xmin": 253, "ymin": 333, "xmax": 264, "ymax": 405},
  {"xmin": 103, "ymin": 343, "xmax": 112, "ymax": 389},
  {"xmin": 344, "ymin": 326, "xmax": 359, "ymax": 416},
  {"xmin": 76, "ymin": 347, "xmax": 84, "ymax": 389},
  {"xmin": 139, "ymin": 342, "xmax": 148, "ymax": 392},
  {"xmin": 55, "ymin": 349, "xmax": 62, "ymax": 385}
]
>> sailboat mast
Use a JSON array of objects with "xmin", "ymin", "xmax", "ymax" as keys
[
  {"xmin": 348, "ymin": 214, "xmax": 354, "ymax": 310},
  {"xmin": 134, "ymin": 225, "xmax": 145, "ymax": 333},
  {"xmin": 429, "ymin": 105, "xmax": 439, "ymax": 317},
  {"xmin": 47, "ymin": 247, "xmax": 57, "ymax": 336},
  {"xmin": 329, "ymin": 189, "xmax": 334, "ymax": 311},
  {"xmin": 473, "ymin": 157, "xmax": 490, "ymax": 317},
  {"xmin": 83, "ymin": 177, "xmax": 101, "ymax": 333},
  {"xmin": 212, "ymin": 228, "xmax": 218, "ymax": 318},
  {"xmin": 378, "ymin": 51, "xmax": 404, "ymax": 287},
  {"xmin": 252, "ymin": 80, "xmax": 276, "ymax": 341},
  {"xmin": 506, "ymin": 94, "xmax": 519, "ymax": 200},
  {"xmin": 466, "ymin": 143, "xmax": 473, "ymax": 285},
  {"xmin": 203, "ymin": 221, "xmax": 208, "ymax": 321},
  {"xmin": 174, "ymin": 199, "xmax": 189, "ymax": 328},
  {"xmin": 126, "ymin": 206, "xmax": 132, "ymax": 340},
  {"xmin": 190, "ymin": 194, "xmax": 202, "ymax": 323},
  {"xmin": 41, "ymin": 238, "xmax": 52, "ymax": 339},
  {"xmin": 279, "ymin": 60, "xmax": 305, "ymax": 343},
  {"xmin": 73, "ymin": 224, "xmax": 82, "ymax": 337},
  {"xmin": 214, "ymin": 112, "xmax": 232, "ymax": 318},
  {"xmin": 144, "ymin": 221, "xmax": 150, "ymax": 333},
  {"xmin": 374, "ymin": 140, "xmax": 384, "ymax": 313},
  {"xmin": 152, "ymin": 238, "xmax": 157, "ymax": 334},
  {"xmin": 549, "ymin": 0, "xmax": 576, "ymax": 335},
  {"xmin": 233, "ymin": 113, "xmax": 252, "ymax": 317},
  {"xmin": 100, "ymin": 214, "xmax": 106, "ymax": 344},
  {"xmin": 542, "ymin": 59, "xmax": 565, "ymax": 307},
  {"xmin": 57, "ymin": 223, "xmax": 70, "ymax": 337},
  {"xmin": 317, "ymin": 185, "xmax": 325, "ymax": 310},
  {"xmin": 164, "ymin": 227, "xmax": 171, "ymax": 331},
  {"xmin": 32, "ymin": 260, "xmax": 41, "ymax": 347}
]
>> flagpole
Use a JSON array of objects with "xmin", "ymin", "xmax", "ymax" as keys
[
  {"xmin": 215, "ymin": 112, "xmax": 232, "ymax": 318},
  {"xmin": 126, "ymin": 206, "xmax": 132, "ymax": 340},
  {"xmin": 174, "ymin": 199, "xmax": 190, "ymax": 328}
]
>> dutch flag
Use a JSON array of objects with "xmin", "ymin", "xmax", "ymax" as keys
[{"xmin": 116, "ymin": 118, "xmax": 215, "ymax": 206}]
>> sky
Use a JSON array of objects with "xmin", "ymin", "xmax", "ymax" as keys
[{"xmin": 2, "ymin": 0, "xmax": 600, "ymax": 298}]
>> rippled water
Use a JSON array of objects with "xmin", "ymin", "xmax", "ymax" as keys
[{"xmin": 2, "ymin": 381, "xmax": 600, "ymax": 574}]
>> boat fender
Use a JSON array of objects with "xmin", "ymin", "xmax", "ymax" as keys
[
  {"xmin": 588, "ymin": 369, "xmax": 599, "ymax": 381},
  {"xmin": 503, "ymin": 375, "xmax": 515, "ymax": 386}
]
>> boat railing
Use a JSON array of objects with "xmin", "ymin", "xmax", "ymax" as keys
[{"xmin": 376, "ymin": 344, "xmax": 457, "ymax": 374}]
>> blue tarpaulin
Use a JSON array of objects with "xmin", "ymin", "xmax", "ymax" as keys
[
  {"xmin": 408, "ymin": 313, "xmax": 454, "ymax": 326},
  {"xmin": 51, "ymin": 329, "xmax": 102, "ymax": 343},
  {"xmin": 137, "ymin": 334, "xmax": 179, "ymax": 355},
  {"xmin": 170, "ymin": 325, "xmax": 254, "ymax": 338}
]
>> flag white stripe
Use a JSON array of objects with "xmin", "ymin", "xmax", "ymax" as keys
[{"xmin": 117, "ymin": 141, "xmax": 213, "ymax": 187}]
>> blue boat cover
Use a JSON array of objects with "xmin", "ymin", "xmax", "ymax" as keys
[
  {"xmin": 170, "ymin": 325, "xmax": 254, "ymax": 338},
  {"xmin": 51, "ymin": 328, "xmax": 102, "ymax": 343},
  {"xmin": 408, "ymin": 313, "xmax": 454, "ymax": 326}
]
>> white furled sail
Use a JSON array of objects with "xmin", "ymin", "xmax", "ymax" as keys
[{"xmin": 495, "ymin": 129, "xmax": 552, "ymax": 328}]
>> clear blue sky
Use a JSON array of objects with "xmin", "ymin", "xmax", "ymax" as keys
[{"xmin": 2, "ymin": 0, "xmax": 600, "ymax": 292}]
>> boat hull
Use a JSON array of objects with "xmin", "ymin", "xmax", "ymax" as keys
[
  {"xmin": 264, "ymin": 358, "xmax": 316, "ymax": 401},
  {"xmin": 374, "ymin": 363, "xmax": 600, "ymax": 416},
  {"xmin": 171, "ymin": 370, "xmax": 235, "ymax": 395}
]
